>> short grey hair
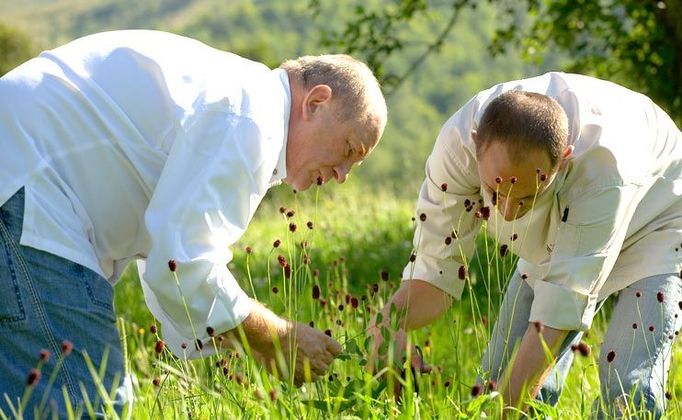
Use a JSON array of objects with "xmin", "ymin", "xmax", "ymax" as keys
[{"xmin": 280, "ymin": 54, "xmax": 387, "ymax": 126}]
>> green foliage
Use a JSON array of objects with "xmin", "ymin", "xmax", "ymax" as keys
[{"xmin": 0, "ymin": 22, "xmax": 35, "ymax": 76}]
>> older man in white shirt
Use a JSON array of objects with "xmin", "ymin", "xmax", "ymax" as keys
[
  {"xmin": 370, "ymin": 73, "xmax": 681, "ymax": 417},
  {"xmin": 0, "ymin": 30, "xmax": 386, "ymax": 417}
]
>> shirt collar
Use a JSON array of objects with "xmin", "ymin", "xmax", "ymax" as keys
[{"xmin": 269, "ymin": 68, "xmax": 291, "ymax": 187}]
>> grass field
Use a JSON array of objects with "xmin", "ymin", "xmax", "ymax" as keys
[{"xmin": 101, "ymin": 181, "xmax": 682, "ymax": 418}]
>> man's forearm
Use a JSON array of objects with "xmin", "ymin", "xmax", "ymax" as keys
[
  {"xmin": 497, "ymin": 324, "xmax": 569, "ymax": 409},
  {"xmin": 375, "ymin": 279, "xmax": 452, "ymax": 331}
]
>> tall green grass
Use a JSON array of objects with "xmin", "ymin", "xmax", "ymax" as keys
[{"xmin": 73, "ymin": 182, "xmax": 682, "ymax": 417}]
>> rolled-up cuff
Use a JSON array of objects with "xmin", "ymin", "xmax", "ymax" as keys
[
  {"xmin": 402, "ymin": 253, "xmax": 466, "ymax": 299},
  {"xmin": 529, "ymin": 280, "xmax": 598, "ymax": 331}
]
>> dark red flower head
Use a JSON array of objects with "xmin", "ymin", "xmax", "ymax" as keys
[
  {"xmin": 324, "ymin": 329, "xmax": 332, "ymax": 337},
  {"xmin": 510, "ymin": 176, "xmax": 518, "ymax": 184},
  {"xmin": 168, "ymin": 259, "xmax": 177, "ymax": 272},
  {"xmin": 61, "ymin": 340, "xmax": 73, "ymax": 356},
  {"xmin": 532, "ymin": 320, "xmax": 544, "ymax": 334},
  {"xmin": 351, "ymin": 297, "xmax": 359, "ymax": 308},
  {"xmin": 279, "ymin": 207, "xmax": 286, "ymax": 214},
  {"xmin": 657, "ymin": 291, "xmax": 665, "ymax": 303},
  {"xmin": 441, "ymin": 183, "xmax": 448, "ymax": 192},
  {"xmin": 153, "ymin": 377, "xmax": 161, "ymax": 387},
  {"xmin": 277, "ymin": 255, "xmax": 287, "ymax": 267},
  {"xmin": 471, "ymin": 384, "xmax": 482, "ymax": 397},
  {"xmin": 206, "ymin": 326, "xmax": 215, "ymax": 337},
  {"xmin": 606, "ymin": 350, "xmax": 616, "ymax": 363},
  {"xmin": 539, "ymin": 172, "xmax": 548, "ymax": 182},
  {"xmin": 27, "ymin": 368, "xmax": 42, "ymax": 386},
  {"xmin": 245, "ymin": 246, "xmax": 252, "ymax": 255},
  {"xmin": 445, "ymin": 236, "xmax": 452, "ymax": 245},
  {"xmin": 286, "ymin": 210, "xmax": 295, "ymax": 218},
  {"xmin": 289, "ymin": 223, "xmax": 297, "ymax": 233},
  {"xmin": 499, "ymin": 244, "xmax": 509, "ymax": 257},
  {"xmin": 380, "ymin": 270, "xmax": 389, "ymax": 281},
  {"xmin": 409, "ymin": 254, "xmax": 417, "ymax": 263},
  {"xmin": 273, "ymin": 239, "xmax": 281, "ymax": 248},
  {"xmin": 419, "ymin": 213, "xmax": 427, "ymax": 222},
  {"xmin": 150, "ymin": 325, "xmax": 158, "ymax": 334},
  {"xmin": 155, "ymin": 340, "xmax": 165, "ymax": 354},
  {"xmin": 458, "ymin": 265, "xmax": 467, "ymax": 280},
  {"xmin": 39, "ymin": 349, "xmax": 51, "ymax": 363},
  {"xmin": 316, "ymin": 176, "xmax": 323, "ymax": 186},
  {"xmin": 312, "ymin": 284, "xmax": 321, "ymax": 300},
  {"xmin": 495, "ymin": 176, "xmax": 502, "ymax": 184},
  {"xmin": 307, "ymin": 221, "xmax": 314, "ymax": 229}
]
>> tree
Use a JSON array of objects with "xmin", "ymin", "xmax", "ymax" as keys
[
  {"xmin": 316, "ymin": 0, "xmax": 682, "ymax": 124},
  {"xmin": 0, "ymin": 22, "xmax": 35, "ymax": 76}
]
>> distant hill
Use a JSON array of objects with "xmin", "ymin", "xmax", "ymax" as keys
[{"xmin": 0, "ymin": 0, "xmax": 562, "ymax": 193}]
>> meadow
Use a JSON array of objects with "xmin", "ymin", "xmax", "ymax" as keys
[{"xmin": 94, "ymin": 181, "xmax": 682, "ymax": 419}]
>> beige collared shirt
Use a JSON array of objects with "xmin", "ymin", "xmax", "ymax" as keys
[{"xmin": 404, "ymin": 72, "xmax": 682, "ymax": 331}]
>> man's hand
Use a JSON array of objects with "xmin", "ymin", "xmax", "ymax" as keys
[
  {"xmin": 220, "ymin": 300, "xmax": 342, "ymax": 386},
  {"xmin": 255, "ymin": 321, "xmax": 342, "ymax": 386}
]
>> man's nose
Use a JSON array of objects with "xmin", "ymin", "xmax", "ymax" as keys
[{"xmin": 334, "ymin": 165, "xmax": 349, "ymax": 183}]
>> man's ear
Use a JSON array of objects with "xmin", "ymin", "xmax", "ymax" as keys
[
  {"xmin": 562, "ymin": 144, "xmax": 574, "ymax": 159},
  {"xmin": 302, "ymin": 84, "xmax": 332, "ymax": 120}
]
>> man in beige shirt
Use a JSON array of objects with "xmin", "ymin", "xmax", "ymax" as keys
[{"xmin": 370, "ymin": 72, "xmax": 682, "ymax": 416}]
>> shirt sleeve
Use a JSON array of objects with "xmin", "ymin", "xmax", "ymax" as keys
[
  {"xmin": 402, "ymin": 120, "xmax": 483, "ymax": 299},
  {"xmin": 141, "ymin": 111, "xmax": 272, "ymax": 358},
  {"xmin": 529, "ymin": 157, "xmax": 644, "ymax": 331}
]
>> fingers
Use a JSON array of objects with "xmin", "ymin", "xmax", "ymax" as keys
[{"xmin": 325, "ymin": 336, "xmax": 342, "ymax": 356}]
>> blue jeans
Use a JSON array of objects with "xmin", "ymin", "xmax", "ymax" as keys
[
  {"xmin": 0, "ymin": 189, "xmax": 131, "ymax": 418},
  {"xmin": 481, "ymin": 269, "xmax": 682, "ymax": 418}
]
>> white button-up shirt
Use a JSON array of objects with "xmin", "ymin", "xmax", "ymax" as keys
[
  {"xmin": 404, "ymin": 72, "xmax": 682, "ymax": 331},
  {"xmin": 0, "ymin": 30, "xmax": 291, "ymax": 356}
]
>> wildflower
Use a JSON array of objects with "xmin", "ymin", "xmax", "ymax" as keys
[
  {"xmin": 39, "ymin": 349, "xmax": 50, "ymax": 363},
  {"xmin": 245, "ymin": 246, "xmax": 252, "ymax": 255},
  {"xmin": 168, "ymin": 259, "xmax": 177, "ymax": 272},
  {"xmin": 277, "ymin": 255, "xmax": 287, "ymax": 267},
  {"xmin": 471, "ymin": 384, "xmax": 482, "ymax": 397},
  {"xmin": 150, "ymin": 325, "xmax": 158, "ymax": 334},
  {"xmin": 444, "ymin": 380, "xmax": 451, "ymax": 388},
  {"xmin": 632, "ymin": 323, "xmax": 638, "ymax": 329},
  {"xmin": 155, "ymin": 340, "xmax": 165, "ymax": 354},
  {"xmin": 284, "ymin": 265, "xmax": 291, "ymax": 279},
  {"xmin": 649, "ymin": 325, "xmax": 655, "ymax": 332},
  {"xmin": 451, "ymin": 230, "xmax": 458, "ymax": 239},
  {"xmin": 499, "ymin": 244, "xmax": 509, "ymax": 257},
  {"xmin": 273, "ymin": 239, "xmax": 281, "ymax": 248},
  {"xmin": 510, "ymin": 176, "xmax": 518, "ymax": 184},
  {"xmin": 666, "ymin": 391, "xmax": 672, "ymax": 400},
  {"xmin": 532, "ymin": 320, "xmax": 544, "ymax": 334},
  {"xmin": 606, "ymin": 350, "xmax": 616, "ymax": 363},
  {"xmin": 195, "ymin": 339, "xmax": 204, "ymax": 351},
  {"xmin": 279, "ymin": 207, "xmax": 286, "ymax": 214},
  {"xmin": 269, "ymin": 389, "xmax": 278, "ymax": 402},
  {"xmin": 272, "ymin": 287, "xmax": 279, "ymax": 294},
  {"xmin": 636, "ymin": 291, "xmax": 642, "ymax": 298},
  {"xmin": 479, "ymin": 206, "xmax": 491, "ymax": 220},
  {"xmin": 345, "ymin": 294, "xmax": 351, "ymax": 304},
  {"xmin": 324, "ymin": 329, "xmax": 332, "ymax": 337},
  {"xmin": 338, "ymin": 304, "xmax": 344, "ymax": 312},
  {"xmin": 61, "ymin": 340, "xmax": 73, "ymax": 356},
  {"xmin": 351, "ymin": 297, "xmax": 359, "ymax": 308},
  {"xmin": 26, "ymin": 369, "xmax": 41, "ymax": 386},
  {"xmin": 312, "ymin": 268, "xmax": 320, "ymax": 277},
  {"xmin": 657, "ymin": 291, "xmax": 665, "ymax": 303},
  {"xmin": 464, "ymin": 199, "xmax": 471, "ymax": 208},
  {"xmin": 286, "ymin": 210, "xmax": 295, "ymax": 218},
  {"xmin": 380, "ymin": 270, "xmax": 389, "ymax": 281},
  {"xmin": 575, "ymin": 342, "xmax": 591, "ymax": 357},
  {"xmin": 207, "ymin": 326, "xmax": 215, "ymax": 337},
  {"xmin": 289, "ymin": 223, "xmax": 297, "ymax": 233},
  {"xmin": 153, "ymin": 377, "xmax": 161, "ymax": 387},
  {"xmin": 441, "ymin": 183, "xmax": 448, "ymax": 192},
  {"xmin": 409, "ymin": 254, "xmax": 416, "ymax": 263},
  {"xmin": 511, "ymin": 233, "xmax": 518, "ymax": 241},
  {"xmin": 445, "ymin": 236, "xmax": 452, "ymax": 245},
  {"xmin": 317, "ymin": 176, "xmax": 323, "ymax": 186},
  {"xmin": 181, "ymin": 342, "xmax": 188, "ymax": 350},
  {"xmin": 312, "ymin": 285, "xmax": 321, "ymax": 299},
  {"xmin": 486, "ymin": 379, "xmax": 497, "ymax": 392},
  {"xmin": 458, "ymin": 266, "xmax": 467, "ymax": 280},
  {"xmin": 419, "ymin": 213, "xmax": 427, "ymax": 222},
  {"xmin": 319, "ymin": 299, "xmax": 327, "ymax": 307},
  {"xmin": 495, "ymin": 176, "xmax": 502, "ymax": 184},
  {"xmin": 307, "ymin": 221, "xmax": 314, "ymax": 229},
  {"xmin": 492, "ymin": 192, "xmax": 498, "ymax": 206},
  {"xmin": 521, "ymin": 273, "xmax": 528, "ymax": 280}
]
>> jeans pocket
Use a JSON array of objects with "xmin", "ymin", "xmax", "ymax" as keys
[
  {"xmin": 0, "ymin": 225, "xmax": 27, "ymax": 327},
  {"xmin": 78, "ymin": 264, "xmax": 116, "ymax": 323}
]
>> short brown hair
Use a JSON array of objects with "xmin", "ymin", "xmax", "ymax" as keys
[
  {"xmin": 476, "ymin": 90, "xmax": 568, "ymax": 168},
  {"xmin": 280, "ymin": 54, "xmax": 387, "ymax": 125}
]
